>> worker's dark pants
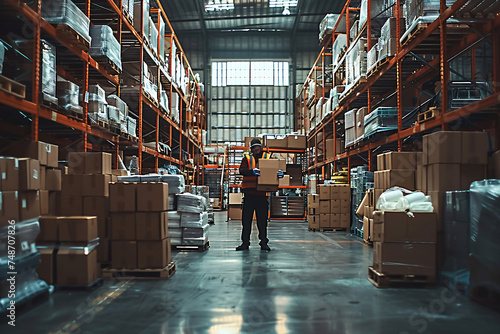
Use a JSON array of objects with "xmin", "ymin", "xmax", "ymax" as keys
[{"xmin": 241, "ymin": 193, "xmax": 269, "ymax": 245}]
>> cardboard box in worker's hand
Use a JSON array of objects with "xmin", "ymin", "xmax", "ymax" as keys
[{"xmin": 256, "ymin": 159, "xmax": 282, "ymax": 192}]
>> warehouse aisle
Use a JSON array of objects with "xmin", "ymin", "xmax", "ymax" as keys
[{"xmin": 3, "ymin": 211, "xmax": 500, "ymax": 333}]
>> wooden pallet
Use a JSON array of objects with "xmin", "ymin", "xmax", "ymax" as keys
[
  {"xmin": 401, "ymin": 23, "xmax": 429, "ymax": 47},
  {"xmin": 102, "ymin": 262, "xmax": 176, "ymax": 280},
  {"xmin": 143, "ymin": 90, "xmax": 159, "ymax": 108},
  {"xmin": 319, "ymin": 227, "xmax": 347, "ymax": 232},
  {"xmin": 63, "ymin": 110, "xmax": 84, "ymax": 121},
  {"xmin": 368, "ymin": 266, "xmax": 435, "ymax": 288},
  {"xmin": 367, "ymin": 56, "xmax": 393, "ymax": 78},
  {"xmin": 55, "ymin": 278, "xmax": 104, "ymax": 291},
  {"xmin": 93, "ymin": 55, "xmax": 121, "ymax": 75},
  {"xmin": 417, "ymin": 107, "xmax": 439, "ymax": 123},
  {"xmin": 172, "ymin": 241, "xmax": 210, "ymax": 252},
  {"xmin": 56, "ymin": 24, "xmax": 90, "ymax": 52},
  {"xmin": 91, "ymin": 118, "xmax": 110, "ymax": 130},
  {"xmin": 470, "ymin": 286, "xmax": 500, "ymax": 312},
  {"xmin": 0, "ymin": 75, "xmax": 26, "ymax": 98}
]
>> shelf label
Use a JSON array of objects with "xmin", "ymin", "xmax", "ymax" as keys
[
  {"xmin": 85, "ymin": 92, "xmax": 89, "ymax": 103},
  {"xmin": 51, "ymin": 112, "xmax": 57, "ymax": 122}
]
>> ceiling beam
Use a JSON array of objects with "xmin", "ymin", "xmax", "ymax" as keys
[{"xmin": 169, "ymin": 12, "xmax": 328, "ymax": 24}]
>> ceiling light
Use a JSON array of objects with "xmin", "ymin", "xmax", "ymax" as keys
[
  {"xmin": 205, "ymin": 0, "xmax": 235, "ymax": 12},
  {"xmin": 282, "ymin": 6, "xmax": 290, "ymax": 15},
  {"xmin": 270, "ymin": 0, "xmax": 298, "ymax": 8}
]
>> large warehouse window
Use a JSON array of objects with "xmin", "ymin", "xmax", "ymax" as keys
[{"xmin": 212, "ymin": 61, "xmax": 289, "ymax": 86}]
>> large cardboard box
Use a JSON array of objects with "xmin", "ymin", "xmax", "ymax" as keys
[
  {"xmin": 308, "ymin": 207, "xmax": 318, "ymax": 216},
  {"xmin": 137, "ymin": 238, "xmax": 171, "ymax": 269},
  {"xmin": 363, "ymin": 216, "xmax": 370, "ymax": 242},
  {"xmin": 109, "ymin": 182, "xmax": 137, "ymax": 212},
  {"xmin": 331, "ymin": 184, "xmax": 350, "ymax": 200},
  {"xmin": 385, "ymin": 152, "xmax": 417, "ymax": 170},
  {"xmin": 460, "ymin": 164, "xmax": 486, "ymax": 190},
  {"xmin": 19, "ymin": 191, "xmax": 41, "ymax": 221},
  {"xmin": 82, "ymin": 174, "xmax": 112, "ymax": 197},
  {"xmin": 45, "ymin": 169, "xmax": 61, "ymax": 191},
  {"xmin": 111, "ymin": 241, "xmax": 137, "ymax": 269},
  {"xmin": 372, "ymin": 211, "xmax": 437, "ymax": 243},
  {"xmin": 355, "ymin": 107, "xmax": 369, "ymax": 139},
  {"xmin": 228, "ymin": 205, "xmax": 242, "ymax": 220},
  {"xmin": 319, "ymin": 214, "xmax": 330, "ymax": 228},
  {"xmin": 84, "ymin": 152, "xmax": 112, "ymax": 175},
  {"xmin": 428, "ymin": 190, "xmax": 445, "ymax": 231},
  {"xmin": 136, "ymin": 212, "xmax": 168, "ymax": 240},
  {"xmin": 286, "ymin": 134, "xmax": 307, "ymax": 150},
  {"xmin": 373, "ymin": 242, "xmax": 436, "ymax": 277},
  {"xmin": 40, "ymin": 190, "xmax": 49, "ymax": 215},
  {"xmin": 48, "ymin": 191, "xmax": 60, "ymax": 216},
  {"xmin": 60, "ymin": 196, "xmax": 83, "ymax": 216},
  {"xmin": 339, "ymin": 214, "xmax": 350, "ymax": 228},
  {"xmin": 0, "ymin": 158, "xmax": 19, "ymax": 191},
  {"xmin": 416, "ymin": 165, "xmax": 426, "ymax": 192},
  {"xmin": 330, "ymin": 200, "xmax": 340, "ymax": 213},
  {"xmin": 427, "ymin": 164, "xmax": 460, "ymax": 191},
  {"xmin": 423, "ymin": 131, "xmax": 462, "ymax": 165},
  {"xmin": 461, "ymin": 132, "xmax": 488, "ymax": 165},
  {"xmin": 8, "ymin": 141, "xmax": 58, "ymax": 166},
  {"xmin": 62, "ymin": 174, "xmax": 83, "ymax": 197},
  {"xmin": 256, "ymin": 159, "xmax": 280, "ymax": 192},
  {"xmin": 67, "ymin": 152, "xmax": 86, "ymax": 174},
  {"xmin": 97, "ymin": 238, "xmax": 110, "ymax": 263},
  {"xmin": 37, "ymin": 246, "xmax": 55, "ymax": 285},
  {"xmin": 0, "ymin": 191, "xmax": 19, "ymax": 225},
  {"xmin": 386, "ymin": 169, "xmax": 415, "ymax": 190},
  {"xmin": 318, "ymin": 184, "xmax": 331, "ymax": 199},
  {"xmin": 374, "ymin": 189, "xmax": 384, "ymax": 208},
  {"xmin": 18, "ymin": 158, "xmax": 40, "ymax": 190},
  {"xmin": 265, "ymin": 136, "xmax": 288, "ymax": 149},
  {"xmin": 39, "ymin": 166, "xmax": 45, "ymax": 189},
  {"xmin": 319, "ymin": 200, "xmax": 331, "ymax": 214},
  {"xmin": 374, "ymin": 171, "xmax": 383, "ymax": 189},
  {"xmin": 83, "ymin": 197, "xmax": 109, "ymax": 237},
  {"xmin": 308, "ymin": 215, "xmax": 320, "ymax": 230},
  {"xmin": 339, "ymin": 200, "xmax": 350, "ymax": 214},
  {"xmin": 109, "ymin": 213, "xmax": 136, "ymax": 240},
  {"xmin": 136, "ymin": 183, "xmax": 169, "ymax": 211},
  {"xmin": 57, "ymin": 247, "xmax": 98, "ymax": 285},
  {"xmin": 38, "ymin": 216, "xmax": 61, "ymax": 241},
  {"xmin": 307, "ymin": 194, "xmax": 320, "ymax": 208},
  {"xmin": 58, "ymin": 216, "xmax": 98, "ymax": 242},
  {"xmin": 229, "ymin": 193, "xmax": 243, "ymax": 205}
]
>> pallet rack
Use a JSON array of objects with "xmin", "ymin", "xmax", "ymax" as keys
[
  {"xmin": 0, "ymin": 0, "xmax": 206, "ymax": 183},
  {"xmin": 295, "ymin": 0, "xmax": 500, "ymax": 182}
]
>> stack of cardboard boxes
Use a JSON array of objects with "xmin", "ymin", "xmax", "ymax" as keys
[
  {"xmin": 244, "ymin": 134, "xmax": 307, "ymax": 150},
  {"xmin": 308, "ymin": 184, "xmax": 350, "ymax": 230},
  {"xmin": 356, "ymin": 188, "xmax": 375, "ymax": 243}
]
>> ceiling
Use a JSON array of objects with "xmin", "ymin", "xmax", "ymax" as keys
[{"xmin": 160, "ymin": 0, "xmax": 347, "ymax": 35}]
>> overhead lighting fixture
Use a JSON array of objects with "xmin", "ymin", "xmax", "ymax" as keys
[
  {"xmin": 269, "ymin": 0, "xmax": 298, "ymax": 8},
  {"xmin": 205, "ymin": 0, "xmax": 235, "ymax": 12},
  {"xmin": 282, "ymin": 6, "xmax": 290, "ymax": 15}
]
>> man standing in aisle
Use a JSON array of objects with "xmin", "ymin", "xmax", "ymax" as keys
[{"xmin": 236, "ymin": 138, "xmax": 284, "ymax": 251}]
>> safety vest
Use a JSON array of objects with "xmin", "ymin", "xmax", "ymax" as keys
[{"xmin": 241, "ymin": 152, "xmax": 270, "ymax": 189}]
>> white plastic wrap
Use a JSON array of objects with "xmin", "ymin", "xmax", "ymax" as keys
[
  {"xmin": 160, "ymin": 89, "xmax": 169, "ymax": 113},
  {"xmin": 127, "ymin": 116, "xmax": 137, "ymax": 137},
  {"xmin": 41, "ymin": 40, "xmax": 57, "ymax": 101},
  {"xmin": 108, "ymin": 105, "xmax": 120, "ymax": 124},
  {"xmin": 0, "ymin": 41, "xmax": 5, "ymax": 74},
  {"xmin": 183, "ymin": 224, "xmax": 209, "ymax": 239},
  {"xmin": 133, "ymin": 0, "xmax": 150, "ymax": 36},
  {"xmin": 359, "ymin": 0, "xmax": 393, "ymax": 29},
  {"xmin": 57, "ymin": 79, "xmax": 82, "ymax": 113},
  {"xmin": 332, "ymin": 34, "xmax": 347, "ymax": 68},
  {"xmin": 377, "ymin": 187, "xmax": 434, "ymax": 212},
  {"xmin": 87, "ymin": 84, "xmax": 108, "ymax": 122},
  {"xmin": 177, "ymin": 193, "xmax": 206, "ymax": 213},
  {"xmin": 319, "ymin": 14, "xmax": 339, "ymax": 42},
  {"xmin": 89, "ymin": 25, "xmax": 122, "ymax": 71},
  {"xmin": 169, "ymin": 228, "xmax": 182, "ymax": 238},
  {"xmin": 345, "ymin": 38, "xmax": 367, "ymax": 86},
  {"xmin": 180, "ymin": 212, "xmax": 209, "ymax": 228},
  {"xmin": 160, "ymin": 174, "xmax": 185, "ymax": 194},
  {"xmin": 158, "ymin": 17, "xmax": 165, "ymax": 62},
  {"xmin": 182, "ymin": 235, "xmax": 208, "ymax": 246},
  {"xmin": 149, "ymin": 17, "xmax": 158, "ymax": 56},
  {"xmin": 167, "ymin": 211, "xmax": 181, "ymax": 226},
  {"xmin": 42, "ymin": 0, "xmax": 91, "ymax": 44},
  {"xmin": 367, "ymin": 43, "xmax": 379, "ymax": 72},
  {"xmin": 0, "ymin": 219, "xmax": 40, "ymax": 261},
  {"xmin": 107, "ymin": 95, "xmax": 128, "ymax": 122}
]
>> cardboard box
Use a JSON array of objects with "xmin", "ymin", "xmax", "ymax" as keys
[
  {"xmin": 363, "ymin": 216, "xmax": 370, "ymax": 242},
  {"xmin": 307, "ymin": 194, "xmax": 320, "ymax": 208},
  {"xmin": 373, "ymin": 242, "xmax": 436, "ymax": 277},
  {"xmin": 423, "ymin": 131, "xmax": 462, "ymax": 165},
  {"xmin": 308, "ymin": 215, "xmax": 320, "ymax": 230},
  {"xmin": 372, "ymin": 211, "xmax": 437, "ymax": 243},
  {"xmin": 374, "ymin": 189, "xmax": 384, "ymax": 208},
  {"xmin": 308, "ymin": 207, "xmax": 318, "ymax": 216},
  {"xmin": 228, "ymin": 205, "xmax": 242, "ymax": 220},
  {"xmin": 256, "ymin": 159, "xmax": 280, "ymax": 192},
  {"xmin": 57, "ymin": 247, "xmax": 98, "ymax": 285},
  {"xmin": 138, "ymin": 238, "xmax": 171, "ymax": 269},
  {"xmin": 46, "ymin": 143, "xmax": 59, "ymax": 168},
  {"xmin": 0, "ymin": 191, "xmax": 19, "ymax": 225},
  {"xmin": 112, "ymin": 169, "xmax": 129, "ymax": 176},
  {"xmin": 339, "ymin": 200, "xmax": 350, "ymax": 214},
  {"xmin": 40, "ymin": 166, "xmax": 47, "ymax": 190},
  {"xmin": 45, "ymin": 169, "xmax": 61, "ymax": 191},
  {"xmin": 339, "ymin": 214, "xmax": 350, "ymax": 228},
  {"xmin": 111, "ymin": 241, "xmax": 137, "ymax": 269},
  {"xmin": 286, "ymin": 134, "xmax": 307, "ymax": 150},
  {"xmin": 319, "ymin": 200, "xmax": 331, "ymax": 214},
  {"xmin": 0, "ymin": 157, "xmax": 19, "ymax": 191},
  {"xmin": 48, "ymin": 191, "xmax": 60, "ymax": 216},
  {"xmin": 136, "ymin": 212, "xmax": 168, "ymax": 240},
  {"xmin": 369, "ymin": 219, "xmax": 374, "ymax": 240},
  {"xmin": 319, "ymin": 214, "xmax": 330, "ymax": 228},
  {"xmin": 97, "ymin": 238, "xmax": 110, "ymax": 263},
  {"xmin": 385, "ymin": 152, "xmax": 417, "ymax": 170},
  {"xmin": 265, "ymin": 136, "xmax": 288, "ymax": 149},
  {"xmin": 60, "ymin": 196, "xmax": 83, "ymax": 216},
  {"xmin": 85, "ymin": 152, "xmax": 112, "ymax": 175},
  {"xmin": 7, "ymin": 141, "xmax": 52, "ymax": 166},
  {"xmin": 67, "ymin": 152, "xmax": 86, "ymax": 174},
  {"xmin": 355, "ymin": 107, "xmax": 369, "ymax": 139},
  {"xmin": 109, "ymin": 182, "xmax": 136, "ymax": 212},
  {"xmin": 460, "ymin": 164, "xmax": 487, "ymax": 190},
  {"xmin": 40, "ymin": 190, "xmax": 49, "ymax": 215},
  {"xmin": 318, "ymin": 184, "xmax": 331, "ymax": 200},
  {"xmin": 229, "ymin": 193, "xmax": 243, "ymax": 205},
  {"xmin": 83, "ymin": 197, "xmax": 109, "ymax": 237},
  {"xmin": 428, "ymin": 190, "xmax": 445, "ymax": 231},
  {"xmin": 109, "ymin": 212, "xmax": 136, "ymax": 240},
  {"xmin": 387, "ymin": 169, "xmax": 415, "ymax": 190},
  {"xmin": 82, "ymin": 174, "xmax": 112, "ymax": 197},
  {"xmin": 278, "ymin": 160, "xmax": 287, "ymax": 172},
  {"xmin": 330, "ymin": 200, "xmax": 340, "ymax": 213},
  {"xmin": 18, "ymin": 158, "xmax": 40, "ymax": 190},
  {"xmin": 377, "ymin": 153, "xmax": 386, "ymax": 170},
  {"xmin": 416, "ymin": 152, "xmax": 424, "ymax": 166},
  {"xmin": 62, "ymin": 174, "xmax": 83, "ymax": 197},
  {"xmin": 19, "ymin": 191, "xmax": 41, "ymax": 221},
  {"xmin": 38, "ymin": 216, "xmax": 61, "ymax": 241},
  {"xmin": 279, "ymin": 175, "xmax": 291, "ymax": 186},
  {"xmin": 416, "ymin": 165, "xmax": 426, "ymax": 192},
  {"xmin": 286, "ymin": 164, "xmax": 302, "ymax": 186},
  {"xmin": 37, "ymin": 246, "xmax": 55, "ymax": 284},
  {"xmin": 136, "ymin": 183, "xmax": 169, "ymax": 211},
  {"xmin": 334, "ymin": 184, "xmax": 351, "ymax": 200},
  {"xmin": 461, "ymin": 132, "xmax": 488, "ymax": 165},
  {"xmin": 58, "ymin": 216, "xmax": 98, "ymax": 242},
  {"xmin": 427, "ymin": 164, "xmax": 460, "ymax": 191},
  {"xmin": 244, "ymin": 137, "xmax": 254, "ymax": 148},
  {"xmin": 374, "ymin": 171, "xmax": 383, "ymax": 189}
]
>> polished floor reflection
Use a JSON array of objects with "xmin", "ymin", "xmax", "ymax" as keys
[{"xmin": 3, "ymin": 211, "xmax": 500, "ymax": 333}]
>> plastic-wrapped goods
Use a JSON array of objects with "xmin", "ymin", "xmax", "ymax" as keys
[
  {"xmin": 367, "ymin": 43, "xmax": 379, "ymax": 72},
  {"xmin": 149, "ymin": 17, "xmax": 158, "ymax": 56},
  {"xmin": 133, "ymin": 0, "xmax": 150, "ymax": 36},
  {"xmin": 170, "ymin": 237, "xmax": 182, "ymax": 246},
  {"xmin": 319, "ymin": 14, "xmax": 339, "ymax": 42},
  {"xmin": 183, "ymin": 224, "xmax": 209, "ymax": 239},
  {"xmin": 177, "ymin": 193, "xmax": 206, "ymax": 214},
  {"xmin": 469, "ymin": 180, "xmax": 500, "ymax": 295},
  {"xmin": 158, "ymin": 17, "xmax": 165, "ymax": 62},
  {"xmin": 345, "ymin": 38, "xmax": 367, "ymax": 86},
  {"xmin": 0, "ymin": 41, "xmax": 5, "ymax": 74},
  {"xmin": 160, "ymin": 89, "xmax": 169, "ymax": 113},
  {"xmin": 120, "ymin": 119, "xmax": 128, "ymax": 133},
  {"xmin": 332, "ymin": 34, "xmax": 347, "ymax": 68},
  {"xmin": 307, "ymin": 80, "xmax": 316, "ymax": 104},
  {"xmin": 40, "ymin": 40, "xmax": 58, "ymax": 105},
  {"xmin": 108, "ymin": 105, "xmax": 120, "ymax": 124},
  {"xmin": 180, "ymin": 212, "xmax": 209, "ymax": 228},
  {"xmin": 57, "ymin": 79, "xmax": 82, "ymax": 114},
  {"xmin": 150, "ymin": 81, "xmax": 158, "ymax": 104},
  {"xmin": 169, "ymin": 228, "xmax": 182, "ymax": 238},
  {"xmin": 344, "ymin": 109, "xmax": 357, "ymax": 129},
  {"xmin": 87, "ymin": 84, "xmax": 108, "ymax": 122},
  {"xmin": 127, "ymin": 116, "xmax": 137, "ymax": 137},
  {"xmin": 42, "ymin": 0, "xmax": 91, "ymax": 44},
  {"xmin": 171, "ymin": 92, "xmax": 180, "ymax": 124},
  {"xmin": 378, "ymin": 35, "xmax": 397, "ymax": 62},
  {"xmin": 117, "ymin": 175, "xmax": 141, "ymax": 182},
  {"xmin": 364, "ymin": 106, "xmax": 398, "ymax": 137},
  {"xmin": 182, "ymin": 235, "xmax": 208, "ymax": 246},
  {"xmin": 107, "ymin": 95, "xmax": 128, "ymax": 122},
  {"xmin": 122, "ymin": 0, "xmax": 134, "ymax": 21},
  {"xmin": 0, "ymin": 219, "xmax": 40, "ymax": 261},
  {"xmin": 359, "ymin": 0, "xmax": 394, "ymax": 30},
  {"xmin": 160, "ymin": 174, "xmax": 185, "ymax": 194},
  {"xmin": 168, "ymin": 194, "xmax": 176, "ymax": 210},
  {"xmin": 89, "ymin": 25, "xmax": 122, "ymax": 71},
  {"xmin": 404, "ymin": 0, "xmax": 455, "ymax": 30},
  {"xmin": 395, "ymin": 192, "xmax": 433, "ymax": 212},
  {"xmin": 350, "ymin": 20, "xmax": 359, "ymax": 40},
  {"xmin": 167, "ymin": 211, "xmax": 181, "ymax": 225}
]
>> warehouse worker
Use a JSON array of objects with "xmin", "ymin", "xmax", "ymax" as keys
[{"xmin": 236, "ymin": 138, "xmax": 284, "ymax": 251}]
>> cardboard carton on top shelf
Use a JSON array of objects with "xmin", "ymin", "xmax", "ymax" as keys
[
  {"xmin": 0, "ymin": 157, "xmax": 19, "ymax": 191},
  {"xmin": 18, "ymin": 158, "xmax": 40, "ymax": 191}
]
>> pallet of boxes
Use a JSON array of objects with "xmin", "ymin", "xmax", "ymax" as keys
[{"xmin": 308, "ymin": 183, "xmax": 350, "ymax": 232}]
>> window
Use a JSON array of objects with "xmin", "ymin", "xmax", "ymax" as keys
[{"xmin": 212, "ymin": 61, "xmax": 289, "ymax": 87}]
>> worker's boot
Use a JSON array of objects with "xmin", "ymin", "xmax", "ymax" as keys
[
  {"xmin": 235, "ymin": 243, "xmax": 250, "ymax": 251},
  {"xmin": 260, "ymin": 242, "xmax": 271, "ymax": 251}
]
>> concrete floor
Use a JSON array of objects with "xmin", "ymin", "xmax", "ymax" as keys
[{"xmin": 2, "ymin": 211, "xmax": 500, "ymax": 333}]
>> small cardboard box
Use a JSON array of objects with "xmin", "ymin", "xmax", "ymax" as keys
[
  {"xmin": 279, "ymin": 175, "xmax": 290, "ymax": 186},
  {"xmin": 319, "ymin": 200, "xmax": 331, "ymax": 214},
  {"xmin": 339, "ymin": 214, "xmax": 350, "ymax": 228},
  {"xmin": 318, "ymin": 184, "xmax": 331, "ymax": 200},
  {"xmin": 319, "ymin": 214, "xmax": 330, "ymax": 228},
  {"xmin": 37, "ymin": 246, "xmax": 55, "ymax": 284},
  {"xmin": 38, "ymin": 216, "xmax": 61, "ymax": 241},
  {"xmin": 19, "ymin": 191, "xmax": 41, "ymax": 221},
  {"xmin": 377, "ymin": 153, "xmax": 386, "ymax": 170},
  {"xmin": 40, "ymin": 190, "xmax": 49, "ymax": 215},
  {"xmin": 60, "ymin": 196, "xmax": 83, "ymax": 216},
  {"xmin": 136, "ymin": 183, "xmax": 169, "ymax": 212},
  {"xmin": 109, "ymin": 212, "xmax": 136, "ymax": 240},
  {"xmin": 137, "ymin": 238, "xmax": 171, "ymax": 269},
  {"xmin": 136, "ymin": 211, "xmax": 168, "ymax": 240},
  {"xmin": 83, "ymin": 196, "xmax": 109, "ymax": 237},
  {"xmin": 62, "ymin": 174, "xmax": 83, "ymax": 197},
  {"xmin": 307, "ymin": 194, "xmax": 320, "ymax": 208},
  {"xmin": 330, "ymin": 200, "xmax": 340, "ymax": 213},
  {"xmin": 0, "ymin": 191, "xmax": 19, "ymax": 225},
  {"xmin": 109, "ymin": 182, "xmax": 137, "ymax": 212},
  {"xmin": 57, "ymin": 247, "xmax": 98, "ymax": 285},
  {"xmin": 427, "ymin": 164, "xmax": 460, "ymax": 191},
  {"xmin": 229, "ymin": 193, "xmax": 243, "ymax": 205},
  {"xmin": 308, "ymin": 215, "xmax": 320, "ymax": 230},
  {"xmin": 265, "ymin": 136, "xmax": 288, "ymax": 149},
  {"xmin": 387, "ymin": 170, "xmax": 415, "ymax": 190},
  {"xmin": 286, "ymin": 134, "xmax": 307, "ymax": 150},
  {"xmin": 82, "ymin": 174, "xmax": 113, "ymax": 197},
  {"xmin": 385, "ymin": 152, "xmax": 418, "ymax": 170},
  {"xmin": 256, "ymin": 159, "xmax": 280, "ymax": 192},
  {"xmin": 0, "ymin": 157, "xmax": 19, "ymax": 191},
  {"xmin": 373, "ymin": 242, "xmax": 436, "ymax": 277},
  {"xmin": 228, "ymin": 205, "xmax": 242, "ymax": 220},
  {"xmin": 18, "ymin": 158, "xmax": 40, "ymax": 191},
  {"xmin": 84, "ymin": 152, "xmax": 112, "ymax": 175},
  {"xmin": 363, "ymin": 216, "xmax": 370, "ymax": 242},
  {"xmin": 45, "ymin": 169, "xmax": 61, "ymax": 191},
  {"xmin": 111, "ymin": 241, "xmax": 137, "ymax": 269},
  {"xmin": 372, "ymin": 211, "xmax": 437, "ymax": 243},
  {"xmin": 58, "ymin": 216, "xmax": 98, "ymax": 242}
]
